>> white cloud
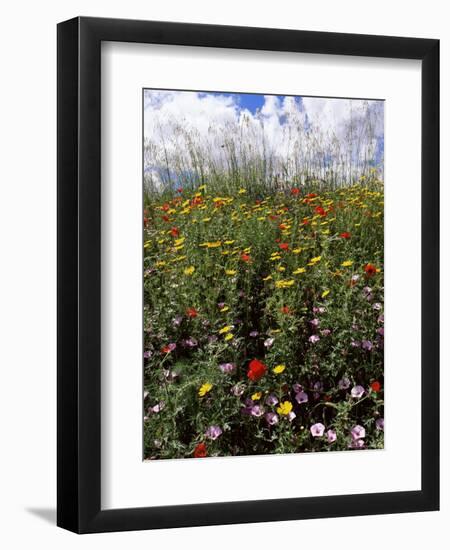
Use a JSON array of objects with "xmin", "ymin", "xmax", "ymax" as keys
[{"xmin": 143, "ymin": 90, "xmax": 383, "ymax": 189}]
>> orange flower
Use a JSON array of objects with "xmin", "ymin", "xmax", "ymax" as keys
[
  {"xmin": 170, "ymin": 227, "xmax": 180, "ymax": 237},
  {"xmin": 186, "ymin": 307, "xmax": 198, "ymax": 318},
  {"xmin": 193, "ymin": 442, "xmax": 207, "ymax": 458},
  {"xmin": 364, "ymin": 263, "xmax": 377, "ymax": 277},
  {"xmin": 371, "ymin": 381, "xmax": 381, "ymax": 392},
  {"xmin": 240, "ymin": 253, "xmax": 251, "ymax": 262},
  {"xmin": 280, "ymin": 306, "xmax": 291, "ymax": 314}
]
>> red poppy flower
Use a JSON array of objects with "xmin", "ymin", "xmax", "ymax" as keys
[
  {"xmin": 176, "ymin": 187, "xmax": 183, "ymax": 193},
  {"xmin": 247, "ymin": 359, "xmax": 267, "ymax": 382},
  {"xmin": 306, "ymin": 193, "xmax": 317, "ymax": 199},
  {"xmin": 162, "ymin": 215, "xmax": 170, "ymax": 222},
  {"xmin": 364, "ymin": 263, "xmax": 377, "ymax": 277},
  {"xmin": 191, "ymin": 196, "xmax": 203, "ymax": 206},
  {"xmin": 186, "ymin": 307, "xmax": 198, "ymax": 318},
  {"xmin": 281, "ymin": 306, "xmax": 291, "ymax": 314},
  {"xmin": 340, "ymin": 232, "xmax": 351, "ymax": 239},
  {"xmin": 144, "ymin": 217, "xmax": 149, "ymax": 227},
  {"xmin": 269, "ymin": 215, "xmax": 278, "ymax": 221},
  {"xmin": 301, "ymin": 218, "xmax": 310, "ymax": 226},
  {"xmin": 371, "ymin": 381, "xmax": 381, "ymax": 392},
  {"xmin": 291, "ymin": 187, "xmax": 300, "ymax": 195},
  {"xmin": 314, "ymin": 206, "xmax": 326, "ymax": 216},
  {"xmin": 278, "ymin": 223, "xmax": 287, "ymax": 230},
  {"xmin": 279, "ymin": 242, "xmax": 289, "ymax": 251},
  {"xmin": 193, "ymin": 442, "xmax": 207, "ymax": 458},
  {"xmin": 161, "ymin": 203, "xmax": 170, "ymax": 212},
  {"xmin": 170, "ymin": 227, "xmax": 180, "ymax": 237},
  {"xmin": 161, "ymin": 345, "xmax": 172, "ymax": 354},
  {"xmin": 240, "ymin": 253, "xmax": 251, "ymax": 262}
]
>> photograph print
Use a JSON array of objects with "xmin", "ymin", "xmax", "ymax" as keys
[{"xmin": 143, "ymin": 89, "xmax": 384, "ymax": 460}]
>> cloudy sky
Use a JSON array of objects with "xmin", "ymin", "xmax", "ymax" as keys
[{"xmin": 143, "ymin": 89, "xmax": 384, "ymax": 187}]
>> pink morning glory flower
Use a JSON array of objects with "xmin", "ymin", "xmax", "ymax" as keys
[
  {"xmin": 310, "ymin": 423, "xmax": 325, "ymax": 437},
  {"xmin": 309, "ymin": 334, "xmax": 320, "ymax": 344},
  {"xmin": 351, "ymin": 385, "xmax": 365, "ymax": 399},
  {"xmin": 351, "ymin": 425, "xmax": 366, "ymax": 440},
  {"xmin": 327, "ymin": 429, "xmax": 337, "ymax": 443},
  {"xmin": 205, "ymin": 425, "xmax": 222, "ymax": 440},
  {"xmin": 295, "ymin": 391, "xmax": 309, "ymax": 404}
]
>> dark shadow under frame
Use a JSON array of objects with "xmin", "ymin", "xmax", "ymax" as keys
[{"xmin": 57, "ymin": 16, "xmax": 439, "ymax": 533}]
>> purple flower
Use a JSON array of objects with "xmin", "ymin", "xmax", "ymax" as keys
[
  {"xmin": 251, "ymin": 405, "xmax": 264, "ymax": 417},
  {"xmin": 377, "ymin": 327, "xmax": 384, "ymax": 337},
  {"xmin": 217, "ymin": 302, "xmax": 225, "ymax": 309},
  {"xmin": 143, "ymin": 350, "xmax": 152, "ymax": 359},
  {"xmin": 378, "ymin": 314, "xmax": 384, "ymax": 324},
  {"xmin": 351, "ymin": 425, "xmax": 366, "ymax": 440},
  {"xmin": 310, "ymin": 318, "xmax": 320, "ymax": 328},
  {"xmin": 362, "ymin": 339, "xmax": 373, "ymax": 351},
  {"xmin": 313, "ymin": 381, "xmax": 323, "ymax": 392},
  {"xmin": 321, "ymin": 329, "xmax": 331, "ymax": 337},
  {"xmin": 167, "ymin": 343, "xmax": 177, "ymax": 352},
  {"xmin": 376, "ymin": 417, "xmax": 385, "ymax": 431},
  {"xmin": 230, "ymin": 383, "xmax": 245, "ymax": 396},
  {"xmin": 205, "ymin": 425, "xmax": 222, "ymax": 440},
  {"xmin": 351, "ymin": 385, "xmax": 365, "ymax": 399},
  {"xmin": 172, "ymin": 315, "xmax": 183, "ymax": 327},
  {"xmin": 309, "ymin": 334, "xmax": 320, "ymax": 344},
  {"xmin": 265, "ymin": 412, "xmax": 279, "ymax": 426},
  {"xmin": 310, "ymin": 423, "xmax": 325, "ymax": 437},
  {"xmin": 362, "ymin": 286, "xmax": 373, "ymax": 300},
  {"xmin": 327, "ymin": 429, "xmax": 337, "ymax": 443},
  {"xmin": 351, "ymin": 339, "xmax": 361, "ymax": 348},
  {"xmin": 349, "ymin": 438, "xmax": 365, "ymax": 449},
  {"xmin": 249, "ymin": 330, "xmax": 259, "ymax": 338},
  {"xmin": 265, "ymin": 393, "xmax": 279, "ymax": 406},
  {"xmin": 338, "ymin": 377, "xmax": 351, "ymax": 390},
  {"xmin": 373, "ymin": 302, "xmax": 382, "ymax": 311},
  {"xmin": 287, "ymin": 411, "xmax": 296, "ymax": 422},
  {"xmin": 218, "ymin": 362, "xmax": 236, "ymax": 374},
  {"xmin": 313, "ymin": 306, "xmax": 326, "ymax": 314},
  {"xmin": 295, "ymin": 391, "xmax": 309, "ymax": 404},
  {"xmin": 183, "ymin": 337, "xmax": 198, "ymax": 348},
  {"xmin": 292, "ymin": 383, "xmax": 303, "ymax": 393},
  {"xmin": 149, "ymin": 401, "xmax": 165, "ymax": 414},
  {"xmin": 264, "ymin": 337, "xmax": 275, "ymax": 348}
]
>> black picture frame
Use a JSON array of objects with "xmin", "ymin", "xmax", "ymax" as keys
[{"xmin": 57, "ymin": 16, "xmax": 439, "ymax": 533}]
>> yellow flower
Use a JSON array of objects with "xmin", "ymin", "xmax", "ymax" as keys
[
  {"xmin": 277, "ymin": 266, "xmax": 286, "ymax": 272},
  {"xmin": 156, "ymin": 260, "xmax": 167, "ymax": 267},
  {"xmin": 225, "ymin": 269, "xmax": 237, "ymax": 276},
  {"xmin": 321, "ymin": 289, "xmax": 330, "ymax": 298},
  {"xmin": 273, "ymin": 364, "xmax": 286, "ymax": 374},
  {"xmin": 144, "ymin": 241, "xmax": 151, "ymax": 249},
  {"xmin": 219, "ymin": 325, "xmax": 233, "ymax": 334},
  {"xmin": 292, "ymin": 248, "xmax": 302, "ymax": 254},
  {"xmin": 220, "ymin": 306, "xmax": 230, "ymax": 312},
  {"xmin": 198, "ymin": 383, "xmax": 212, "ymax": 397},
  {"xmin": 207, "ymin": 241, "xmax": 222, "ymax": 248},
  {"xmin": 277, "ymin": 401, "xmax": 293, "ymax": 415},
  {"xmin": 224, "ymin": 333, "xmax": 234, "ymax": 341},
  {"xmin": 174, "ymin": 237, "xmax": 185, "ymax": 246},
  {"xmin": 184, "ymin": 266, "xmax": 195, "ymax": 275},
  {"xmin": 238, "ymin": 188, "xmax": 246, "ymax": 194},
  {"xmin": 341, "ymin": 260, "xmax": 353, "ymax": 267},
  {"xmin": 224, "ymin": 240, "xmax": 235, "ymax": 245},
  {"xmin": 309, "ymin": 256, "xmax": 322, "ymax": 264},
  {"xmin": 251, "ymin": 392, "xmax": 262, "ymax": 401},
  {"xmin": 202, "ymin": 217, "xmax": 212, "ymax": 222},
  {"xmin": 293, "ymin": 267, "xmax": 306, "ymax": 275},
  {"xmin": 275, "ymin": 279, "xmax": 295, "ymax": 289},
  {"xmin": 262, "ymin": 275, "xmax": 272, "ymax": 281}
]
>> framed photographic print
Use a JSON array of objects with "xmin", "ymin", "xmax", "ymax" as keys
[{"xmin": 57, "ymin": 17, "xmax": 439, "ymax": 533}]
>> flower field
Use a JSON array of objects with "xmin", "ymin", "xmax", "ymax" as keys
[{"xmin": 143, "ymin": 175, "xmax": 384, "ymax": 459}]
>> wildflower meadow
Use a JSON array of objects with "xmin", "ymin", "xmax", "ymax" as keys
[{"xmin": 143, "ymin": 91, "xmax": 384, "ymax": 460}]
